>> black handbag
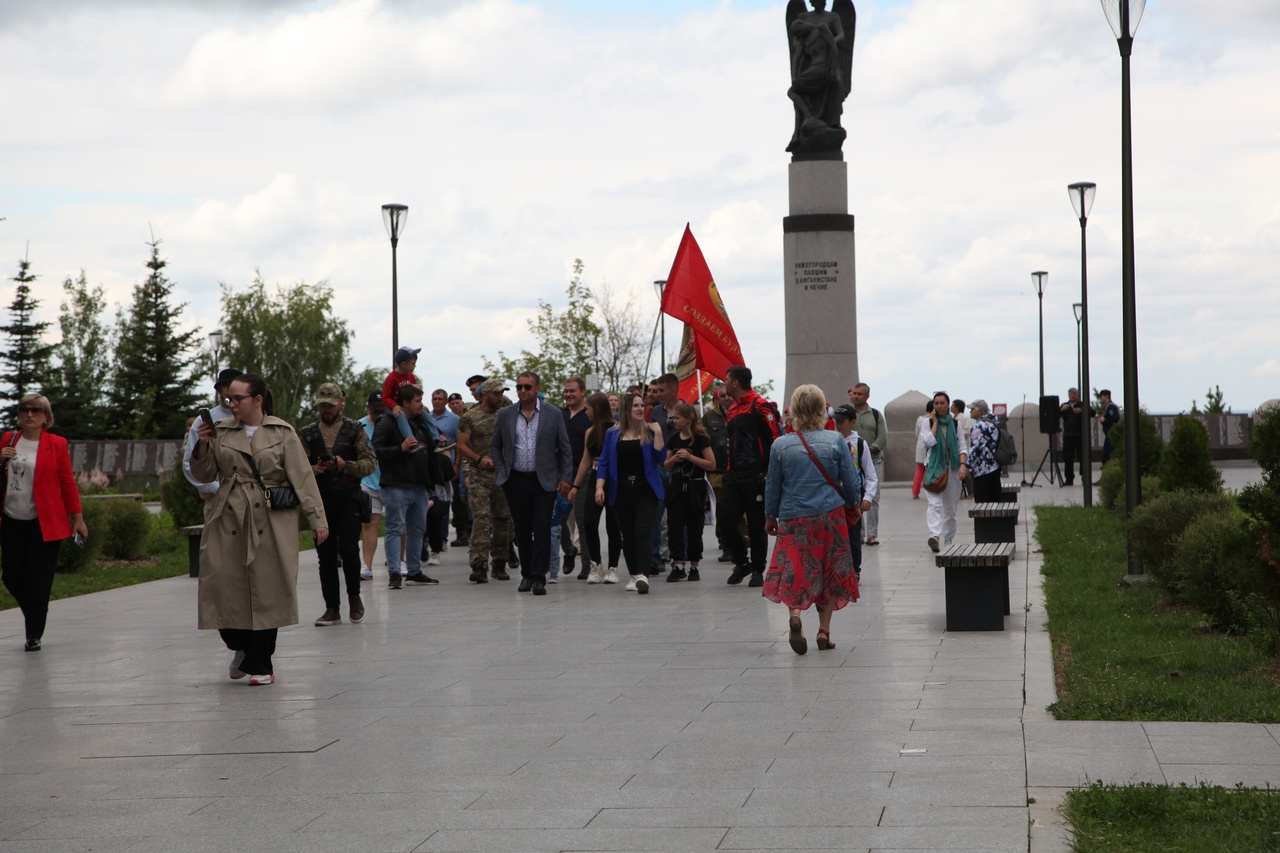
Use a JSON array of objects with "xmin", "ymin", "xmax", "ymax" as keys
[{"xmin": 244, "ymin": 452, "xmax": 300, "ymax": 511}]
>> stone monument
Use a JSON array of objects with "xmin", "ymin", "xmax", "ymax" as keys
[{"xmin": 782, "ymin": 0, "xmax": 858, "ymax": 406}]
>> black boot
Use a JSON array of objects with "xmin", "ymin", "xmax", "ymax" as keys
[{"xmin": 491, "ymin": 560, "xmax": 510, "ymax": 581}]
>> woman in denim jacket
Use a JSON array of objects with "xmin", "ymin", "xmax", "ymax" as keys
[{"xmin": 763, "ymin": 384, "xmax": 860, "ymax": 655}]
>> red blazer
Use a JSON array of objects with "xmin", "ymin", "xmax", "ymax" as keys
[{"xmin": 1, "ymin": 430, "xmax": 83, "ymax": 542}]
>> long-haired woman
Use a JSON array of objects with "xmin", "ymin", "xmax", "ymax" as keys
[
  {"xmin": 568, "ymin": 392, "xmax": 622, "ymax": 583},
  {"xmin": 191, "ymin": 374, "xmax": 328, "ymax": 685},
  {"xmin": 1, "ymin": 394, "xmax": 88, "ymax": 651},
  {"xmin": 763, "ymin": 385, "xmax": 860, "ymax": 655},
  {"xmin": 594, "ymin": 392, "xmax": 665, "ymax": 593},
  {"xmin": 661, "ymin": 402, "xmax": 715, "ymax": 582}
]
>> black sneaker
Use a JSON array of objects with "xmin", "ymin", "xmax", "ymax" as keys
[
  {"xmin": 24, "ymin": 638, "xmax": 41, "ymax": 652},
  {"xmin": 716, "ymin": 552, "xmax": 733, "ymax": 563},
  {"xmin": 388, "ymin": 575, "xmax": 403, "ymax": 590},
  {"xmin": 666, "ymin": 567, "xmax": 687, "ymax": 582},
  {"xmin": 576, "ymin": 566, "xmax": 591, "ymax": 580},
  {"xmin": 491, "ymin": 561, "xmax": 510, "ymax": 581},
  {"xmin": 727, "ymin": 565, "xmax": 751, "ymax": 585},
  {"xmin": 687, "ymin": 568, "xmax": 701, "ymax": 582},
  {"xmin": 406, "ymin": 573, "xmax": 438, "ymax": 585},
  {"xmin": 748, "ymin": 571, "xmax": 764, "ymax": 588},
  {"xmin": 469, "ymin": 570, "xmax": 488, "ymax": 584},
  {"xmin": 563, "ymin": 552, "xmax": 577, "ymax": 571}
]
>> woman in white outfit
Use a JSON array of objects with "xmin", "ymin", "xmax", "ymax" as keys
[{"xmin": 918, "ymin": 391, "xmax": 969, "ymax": 553}]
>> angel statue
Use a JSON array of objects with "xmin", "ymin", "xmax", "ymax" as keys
[{"xmin": 785, "ymin": 0, "xmax": 856, "ymax": 156}]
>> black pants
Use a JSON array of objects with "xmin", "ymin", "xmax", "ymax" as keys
[
  {"xmin": 666, "ymin": 478, "xmax": 706, "ymax": 563},
  {"xmin": 580, "ymin": 486, "xmax": 622, "ymax": 568},
  {"xmin": 219, "ymin": 628, "xmax": 278, "ymax": 676},
  {"xmin": 721, "ymin": 471, "xmax": 767, "ymax": 572},
  {"xmin": 973, "ymin": 470, "xmax": 1003, "ymax": 503},
  {"xmin": 502, "ymin": 471, "xmax": 555, "ymax": 579},
  {"xmin": 1061, "ymin": 434, "xmax": 1083, "ymax": 483},
  {"xmin": 847, "ymin": 514, "xmax": 863, "ymax": 569},
  {"xmin": 1, "ymin": 515, "xmax": 62, "ymax": 642},
  {"xmin": 316, "ymin": 494, "xmax": 362, "ymax": 610},
  {"xmin": 427, "ymin": 496, "xmax": 450, "ymax": 554},
  {"xmin": 614, "ymin": 476, "xmax": 659, "ymax": 577}
]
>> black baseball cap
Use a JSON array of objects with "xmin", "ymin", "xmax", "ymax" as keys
[
  {"xmin": 366, "ymin": 391, "xmax": 384, "ymax": 407},
  {"xmin": 832, "ymin": 404, "xmax": 858, "ymax": 421},
  {"xmin": 216, "ymin": 368, "xmax": 244, "ymax": 388}
]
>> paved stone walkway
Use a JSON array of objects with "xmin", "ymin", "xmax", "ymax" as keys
[{"xmin": 1, "ymin": 464, "xmax": 1274, "ymax": 852}]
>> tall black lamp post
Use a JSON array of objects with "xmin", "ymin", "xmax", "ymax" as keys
[
  {"xmin": 381, "ymin": 203, "xmax": 409, "ymax": 363},
  {"xmin": 653, "ymin": 279, "xmax": 667, "ymax": 373},
  {"xmin": 1068, "ymin": 181, "xmax": 1096, "ymax": 508},
  {"xmin": 1032, "ymin": 271, "xmax": 1048, "ymax": 400},
  {"xmin": 1102, "ymin": 0, "xmax": 1145, "ymax": 574},
  {"xmin": 1072, "ymin": 303, "xmax": 1083, "ymax": 396}
]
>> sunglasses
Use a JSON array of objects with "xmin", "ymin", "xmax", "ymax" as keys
[
  {"xmin": 18, "ymin": 406, "xmax": 43, "ymax": 414},
  {"xmin": 515, "ymin": 384, "xmax": 534, "ymax": 391}
]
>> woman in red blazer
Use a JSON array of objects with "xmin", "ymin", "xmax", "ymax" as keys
[{"xmin": 1, "ymin": 394, "xmax": 88, "ymax": 651}]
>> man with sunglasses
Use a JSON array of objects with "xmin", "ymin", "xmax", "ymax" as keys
[
  {"xmin": 182, "ymin": 367, "xmax": 243, "ymax": 520},
  {"xmin": 490, "ymin": 372, "xmax": 573, "ymax": 595}
]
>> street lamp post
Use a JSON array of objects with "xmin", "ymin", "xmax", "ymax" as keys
[
  {"xmin": 1072, "ymin": 303, "xmax": 1083, "ymax": 397},
  {"xmin": 381, "ymin": 203, "xmax": 409, "ymax": 363},
  {"xmin": 1102, "ymin": 0, "xmax": 1145, "ymax": 574},
  {"xmin": 1031, "ymin": 271, "xmax": 1048, "ymax": 400},
  {"xmin": 1068, "ymin": 181, "xmax": 1096, "ymax": 508},
  {"xmin": 653, "ymin": 280, "xmax": 667, "ymax": 373},
  {"xmin": 208, "ymin": 328, "xmax": 224, "ymax": 381}
]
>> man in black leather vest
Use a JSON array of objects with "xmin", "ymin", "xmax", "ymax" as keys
[{"xmin": 301, "ymin": 382, "xmax": 377, "ymax": 626}]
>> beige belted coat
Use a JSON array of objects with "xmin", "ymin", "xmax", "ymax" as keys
[{"xmin": 190, "ymin": 416, "xmax": 326, "ymax": 631}]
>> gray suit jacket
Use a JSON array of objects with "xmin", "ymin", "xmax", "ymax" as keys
[{"xmin": 490, "ymin": 400, "xmax": 573, "ymax": 493}]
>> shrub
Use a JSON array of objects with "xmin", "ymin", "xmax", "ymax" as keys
[
  {"xmin": 55, "ymin": 500, "xmax": 106, "ymax": 573},
  {"xmin": 1176, "ymin": 509, "xmax": 1278, "ymax": 649},
  {"xmin": 160, "ymin": 471, "xmax": 205, "ymax": 529},
  {"xmin": 1098, "ymin": 459, "xmax": 1125, "ymax": 512},
  {"xmin": 1107, "ymin": 408, "xmax": 1164, "ymax": 477},
  {"xmin": 98, "ymin": 499, "xmax": 152, "ymax": 561},
  {"xmin": 1250, "ymin": 404, "xmax": 1280, "ymax": 482},
  {"xmin": 1239, "ymin": 406, "xmax": 1280, "ymax": 605},
  {"xmin": 1110, "ymin": 473, "xmax": 1162, "ymax": 515},
  {"xmin": 1129, "ymin": 490, "xmax": 1235, "ymax": 600},
  {"xmin": 1159, "ymin": 415, "xmax": 1223, "ymax": 495}
]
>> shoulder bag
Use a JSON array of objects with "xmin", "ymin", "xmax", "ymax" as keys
[
  {"xmin": 923, "ymin": 420, "xmax": 950, "ymax": 493},
  {"xmin": 244, "ymin": 450, "xmax": 300, "ymax": 511},
  {"xmin": 797, "ymin": 433, "xmax": 860, "ymax": 526}
]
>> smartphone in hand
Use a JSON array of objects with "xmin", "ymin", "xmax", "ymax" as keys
[
  {"xmin": 74, "ymin": 531, "xmax": 86, "ymax": 547},
  {"xmin": 198, "ymin": 408, "xmax": 215, "ymax": 429}
]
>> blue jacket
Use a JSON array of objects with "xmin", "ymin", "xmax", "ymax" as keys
[
  {"xmin": 595, "ymin": 427, "xmax": 666, "ymax": 504},
  {"xmin": 764, "ymin": 430, "xmax": 860, "ymax": 521}
]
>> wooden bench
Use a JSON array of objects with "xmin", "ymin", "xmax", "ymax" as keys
[
  {"xmin": 179, "ymin": 525, "xmax": 205, "ymax": 577},
  {"xmin": 968, "ymin": 502, "xmax": 1019, "ymax": 544},
  {"xmin": 999, "ymin": 483, "xmax": 1021, "ymax": 504},
  {"xmin": 81, "ymin": 493, "xmax": 145, "ymax": 502},
  {"xmin": 936, "ymin": 542, "xmax": 1016, "ymax": 631}
]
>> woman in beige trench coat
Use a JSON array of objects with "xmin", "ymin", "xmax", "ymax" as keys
[{"xmin": 192, "ymin": 374, "xmax": 328, "ymax": 685}]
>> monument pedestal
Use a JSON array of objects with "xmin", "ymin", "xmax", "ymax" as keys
[{"xmin": 782, "ymin": 159, "xmax": 857, "ymax": 406}]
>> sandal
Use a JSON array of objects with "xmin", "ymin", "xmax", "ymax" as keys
[
  {"xmin": 788, "ymin": 615, "xmax": 807, "ymax": 655},
  {"xmin": 865, "ymin": 536, "xmax": 879, "ymax": 546},
  {"xmin": 816, "ymin": 630, "xmax": 835, "ymax": 651}
]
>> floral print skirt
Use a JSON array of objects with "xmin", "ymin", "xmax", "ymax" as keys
[{"xmin": 762, "ymin": 506, "xmax": 859, "ymax": 611}]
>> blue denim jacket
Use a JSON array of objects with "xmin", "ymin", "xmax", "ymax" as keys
[{"xmin": 764, "ymin": 430, "xmax": 860, "ymax": 520}]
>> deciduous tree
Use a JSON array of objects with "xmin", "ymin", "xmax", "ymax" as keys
[{"xmin": 44, "ymin": 271, "xmax": 112, "ymax": 439}]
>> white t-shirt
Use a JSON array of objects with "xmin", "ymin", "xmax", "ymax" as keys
[
  {"xmin": 4, "ymin": 436, "xmax": 41, "ymax": 520},
  {"xmin": 244, "ymin": 425, "xmax": 259, "ymax": 442}
]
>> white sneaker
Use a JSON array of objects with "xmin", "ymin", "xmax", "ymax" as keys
[
  {"xmin": 247, "ymin": 673, "xmax": 275, "ymax": 686},
  {"xmin": 427, "ymin": 555, "xmax": 441, "ymax": 566},
  {"xmin": 625, "ymin": 577, "xmax": 638, "ymax": 592},
  {"xmin": 586, "ymin": 562, "xmax": 604, "ymax": 584},
  {"xmin": 636, "ymin": 575, "xmax": 649, "ymax": 595},
  {"xmin": 603, "ymin": 567, "xmax": 619, "ymax": 584},
  {"xmin": 229, "ymin": 650, "xmax": 247, "ymax": 680},
  {"xmin": 360, "ymin": 566, "xmax": 373, "ymax": 580}
]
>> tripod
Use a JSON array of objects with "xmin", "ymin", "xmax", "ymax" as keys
[{"xmin": 1028, "ymin": 431, "xmax": 1063, "ymax": 488}]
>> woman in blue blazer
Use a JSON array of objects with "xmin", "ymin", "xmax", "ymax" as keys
[{"xmin": 594, "ymin": 392, "xmax": 665, "ymax": 594}]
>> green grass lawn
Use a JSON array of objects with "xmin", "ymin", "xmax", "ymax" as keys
[
  {"xmin": 1036, "ymin": 505, "xmax": 1279, "ymax": 722},
  {"xmin": 1064, "ymin": 781, "xmax": 1280, "ymax": 853},
  {"xmin": 0, "ymin": 547, "xmax": 189, "ymax": 612}
]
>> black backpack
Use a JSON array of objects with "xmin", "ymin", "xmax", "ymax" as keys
[{"xmin": 994, "ymin": 423, "xmax": 1017, "ymax": 467}]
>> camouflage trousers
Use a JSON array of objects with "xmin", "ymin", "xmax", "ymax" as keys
[{"xmin": 467, "ymin": 470, "xmax": 512, "ymax": 569}]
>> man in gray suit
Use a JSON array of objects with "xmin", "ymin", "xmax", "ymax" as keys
[{"xmin": 490, "ymin": 371, "xmax": 573, "ymax": 595}]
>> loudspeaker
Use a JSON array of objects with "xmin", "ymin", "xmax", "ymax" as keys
[{"xmin": 1039, "ymin": 396, "xmax": 1060, "ymax": 435}]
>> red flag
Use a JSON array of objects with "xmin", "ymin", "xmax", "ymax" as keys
[
  {"xmin": 673, "ymin": 324, "xmax": 723, "ymax": 404},
  {"xmin": 661, "ymin": 225, "xmax": 744, "ymax": 366}
]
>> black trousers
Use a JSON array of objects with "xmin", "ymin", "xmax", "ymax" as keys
[
  {"xmin": 502, "ymin": 470, "xmax": 555, "ymax": 579},
  {"xmin": 581, "ymin": 488, "xmax": 622, "ymax": 568},
  {"xmin": 316, "ymin": 494, "xmax": 363, "ymax": 610},
  {"xmin": 219, "ymin": 628, "xmax": 278, "ymax": 676},
  {"xmin": 427, "ymin": 496, "xmax": 450, "ymax": 554},
  {"xmin": 666, "ymin": 478, "xmax": 706, "ymax": 563},
  {"xmin": 973, "ymin": 470, "xmax": 1003, "ymax": 503},
  {"xmin": 1, "ymin": 515, "xmax": 62, "ymax": 641},
  {"xmin": 1061, "ymin": 434, "xmax": 1083, "ymax": 483},
  {"xmin": 614, "ymin": 476, "xmax": 659, "ymax": 577},
  {"xmin": 720, "ymin": 471, "xmax": 767, "ymax": 572}
]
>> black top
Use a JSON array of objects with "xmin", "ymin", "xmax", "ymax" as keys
[
  {"xmin": 616, "ymin": 438, "xmax": 644, "ymax": 481},
  {"xmin": 668, "ymin": 433, "xmax": 711, "ymax": 480},
  {"xmin": 561, "ymin": 407, "xmax": 591, "ymax": 470}
]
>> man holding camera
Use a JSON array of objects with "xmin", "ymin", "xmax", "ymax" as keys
[{"xmin": 300, "ymin": 382, "xmax": 377, "ymax": 625}]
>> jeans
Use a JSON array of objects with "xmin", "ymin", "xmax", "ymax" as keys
[
  {"xmin": 382, "ymin": 485, "xmax": 429, "ymax": 577},
  {"xmin": 395, "ymin": 411, "xmax": 440, "ymax": 444}
]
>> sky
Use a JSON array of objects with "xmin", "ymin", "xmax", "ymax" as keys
[{"xmin": 2, "ymin": 0, "xmax": 1278, "ymax": 415}]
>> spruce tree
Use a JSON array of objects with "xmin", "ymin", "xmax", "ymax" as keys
[
  {"xmin": 0, "ymin": 257, "xmax": 58, "ymax": 428},
  {"xmin": 105, "ymin": 240, "xmax": 201, "ymax": 438}
]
